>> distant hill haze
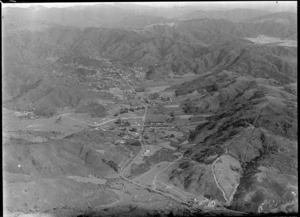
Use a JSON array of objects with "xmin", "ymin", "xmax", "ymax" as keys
[
  {"xmin": 2, "ymin": 5, "xmax": 173, "ymax": 29},
  {"xmin": 2, "ymin": 5, "xmax": 297, "ymax": 106},
  {"xmin": 180, "ymin": 8, "xmax": 270, "ymax": 22}
]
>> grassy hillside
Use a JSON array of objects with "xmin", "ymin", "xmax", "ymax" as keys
[
  {"xmin": 171, "ymin": 70, "xmax": 297, "ymax": 212},
  {"xmin": 3, "ymin": 128, "xmax": 141, "ymax": 213}
]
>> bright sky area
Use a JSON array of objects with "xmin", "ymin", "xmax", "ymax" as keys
[{"xmin": 3, "ymin": 1, "xmax": 297, "ymax": 12}]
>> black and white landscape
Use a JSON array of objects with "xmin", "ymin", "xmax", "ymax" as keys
[{"xmin": 2, "ymin": 2, "xmax": 298, "ymax": 217}]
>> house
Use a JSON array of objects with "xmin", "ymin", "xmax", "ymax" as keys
[
  {"xmin": 142, "ymin": 150, "xmax": 150, "ymax": 156},
  {"xmin": 123, "ymin": 135, "xmax": 130, "ymax": 140}
]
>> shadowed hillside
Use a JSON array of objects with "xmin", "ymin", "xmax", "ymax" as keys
[{"xmin": 170, "ymin": 70, "xmax": 297, "ymax": 213}]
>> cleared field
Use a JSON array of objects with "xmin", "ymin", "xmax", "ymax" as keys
[
  {"xmin": 107, "ymin": 179, "xmax": 169, "ymax": 206},
  {"xmin": 141, "ymin": 145, "xmax": 162, "ymax": 156},
  {"xmin": 129, "ymin": 148, "xmax": 179, "ymax": 178},
  {"xmin": 147, "ymin": 85, "xmax": 171, "ymax": 93},
  {"xmin": 96, "ymin": 149, "xmax": 105, "ymax": 154},
  {"xmin": 133, "ymin": 161, "xmax": 172, "ymax": 186},
  {"xmin": 246, "ymin": 35, "xmax": 297, "ymax": 47},
  {"xmin": 159, "ymin": 91, "xmax": 175, "ymax": 98},
  {"xmin": 3, "ymin": 114, "xmax": 86, "ymax": 137},
  {"xmin": 144, "ymin": 155, "xmax": 199, "ymax": 202},
  {"xmin": 178, "ymin": 115, "xmax": 193, "ymax": 119},
  {"xmin": 213, "ymin": 155, "xmax": 242, "ymax": 202},
  {"xmin": 157, "ymin": 142, "xmax": 177, "ymax": 150},
  {"xmin": 107, "ymin": 180, "xmax": 184, "ymax": 216},
  {"xmin": 156, "ymin": 180, "xmax": 197, "ymax": 202},
  {"xmin": 164, "ymin": 104, "xmax": 180, "ymax": 108},
  {"xmin": 61, "ymin": 112, "xmax": 111, "ymax": 125},
  {"xmin": 3, "ymin": 177, "xmax": 118, "ymax": 213},
  {"xmin": 67, "ymin": 175, "xmax": 107, "ymax": 185},
  {"xmin": 3, "ymin": 211, "xmax": 56, "ymax": 217},
  {"xmin": 140, "ymin": 75, "xmax": 199, "ymax": 89}
]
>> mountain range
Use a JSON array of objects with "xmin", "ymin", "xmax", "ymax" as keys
[{"xmin": 2, "ymin": 6, "xmax": 297, "ymax": 104}]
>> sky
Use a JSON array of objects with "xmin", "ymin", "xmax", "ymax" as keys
[{"xmin": 3, "ymin": 1, "xmax": 297, "ymax": 11}]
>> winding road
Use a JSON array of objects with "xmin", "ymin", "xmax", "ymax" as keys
[{"xmin": 211, "ymin": 157, "xmax": 230, "ymax": 204}]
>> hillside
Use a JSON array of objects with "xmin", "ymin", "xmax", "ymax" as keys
[
  {"xmin": 171, "ymin": 70, "xmax": 297, "ymax": 213},
  {"xmin": 3, "ymin": 128, "xmax": 140, "ymax": 214},
  {"xmin": 3, "ymin": 14, "xmax": 297, "ymax": 108},
  {"xmin": 57, "ymin": 16, "xmax": 297, "ymax": 81}
]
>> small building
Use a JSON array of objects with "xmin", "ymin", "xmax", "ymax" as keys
[
  {"xmin": 142, "ymin": 149, "xmax": 150, "ymax": 156},
  {"xmin": 123, "ymin": 135, "xmax": 130, "ymax": 140},
  {"xmin": 207, "ymin": 200, "xmax": 216, "ymax": 207}
]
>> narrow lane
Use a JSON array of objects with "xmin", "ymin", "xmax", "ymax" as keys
[{"xmin": 119, "ymin": 105, "xmax": 148, "ymax": 176}]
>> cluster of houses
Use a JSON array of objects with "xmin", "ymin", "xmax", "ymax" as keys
[
  {"xmin": 14, "ymin": 111, "xmax": 36, "ymax": 120},
  {"xmin": 112, "ymin": 119, "xmax": 141, "ymax": 141}
]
